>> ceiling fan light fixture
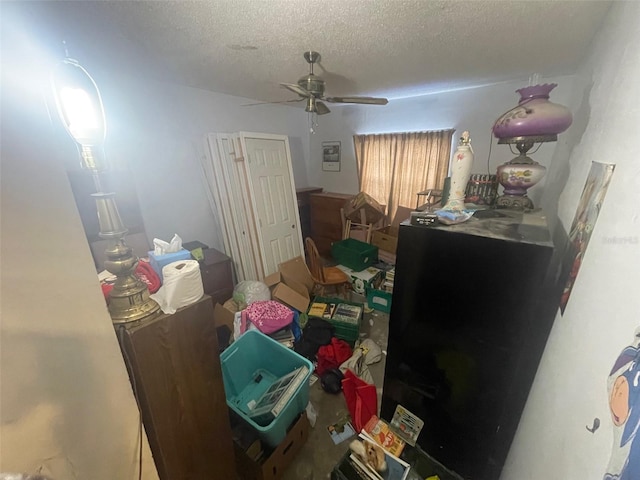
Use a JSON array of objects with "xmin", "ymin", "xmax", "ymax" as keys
[{"xmin": 305, "ymin": 97, "xmax": 316, "ymax": 113}]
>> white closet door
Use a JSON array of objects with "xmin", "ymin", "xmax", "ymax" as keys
[
  {"xmin": 204, "ymin": 134, "xmax": 262, "ymax": 281},
  {"xmin": 240, "ymin": 133, "xmax": 304, "ymax": 276},
  {"xmin": 227, "ymin": 134, "xmax": 264, "ymax": 280}
]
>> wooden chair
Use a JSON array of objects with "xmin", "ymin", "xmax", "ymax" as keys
[
  {"xmin": 305, "ymin": 237, "xmax": 351, "ymax": 298},
  {"xmin": 340, "ymin": 207, "xmax": 384, "ymax": 243}
]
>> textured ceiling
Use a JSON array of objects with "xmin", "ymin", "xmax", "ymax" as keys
[{"xmin": 6, "ymin": 0, "xmax": 611, "ymax": 103}]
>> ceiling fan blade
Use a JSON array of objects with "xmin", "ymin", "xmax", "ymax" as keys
[
  {"xmin": 315, "ymin": 101, "xmax": 331, "ymax": 115},
  {"xmin": 241, "ymin": 98, "xmax": 303, "ymax": 107},
  {"xmin": 324, "ymin": 96, "xmax": 388, "ymax": 105},
  {"xmin": 280, "ymin": 83, "xmax": 311, "ymax": 98}
]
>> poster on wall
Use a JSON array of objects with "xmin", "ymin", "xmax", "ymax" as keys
[
  {"xmin": 322, "ymin": 141, "xmax": 341, "ymax": 172},
  {"xmin": 559, "ymin": 161, "xmax": 615, "ymax": 314},
  {"xmin": 604, "ymin": 333, "xmax": 640, "ymax": 479}
]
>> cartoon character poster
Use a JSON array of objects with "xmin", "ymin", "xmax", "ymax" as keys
[
  {"xmin": 604, "ymin": 335, "xmax": 640, "ymax": 479},
  {"xmin": 560, "ymin": 161, "xmax": 615, "ymax": 314}
]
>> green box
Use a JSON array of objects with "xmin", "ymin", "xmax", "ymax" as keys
[
  {"xmin": 366, "ymin": 287, "xmax": 393, "ymax": 314},
  {"xmin": 308, "ymin": 295, "xmax": 363, "ymax": 345},
  {"xmin": 331, "ymin": 238, "xmax": 378, "ymax": 272}
]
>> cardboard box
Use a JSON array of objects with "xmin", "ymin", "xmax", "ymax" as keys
[
  {"xmin": 263, "ymin": 256, "xmax": 315, "ymax": 312},
  {"xmin": 279, "ymin": 256, "xmax": 315, "ymax": 294},
  {"xmin": 336, "ymin": 265, "xmax": 383, "ymax": 294},
  {"xmin": 235, "ymin": 412, "xmax": 310, "ymax": 480},
  {"xmin": 371, "ymin": 225, "xmax": 399, "ymax": 254},
  {"xmin": 272, "ymin": 282, "xmax": 310, "ymax": 313},
  {"xmin": 377, "ymin": 249, "xmax": 397, "ymax": 265},
  {"xmin": 213, "ymin": 302, "xmax": 236, "ymax": 332}
]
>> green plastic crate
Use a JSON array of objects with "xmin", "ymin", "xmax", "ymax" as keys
[
  {"xmin": 366, "ymin": 287, "xmax": 393, "ymax": 314},
  {"xmin": 331, "ymin": 238, "xmax": 378, "ymax": 272},
  {"xmin": 307, "ymin": 295, "xmax": 363, "ymax": 345}
]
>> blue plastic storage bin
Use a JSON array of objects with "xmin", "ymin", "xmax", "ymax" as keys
[{"xmin": 220, "ymin": 330, "xmax": 312, "ymax": 447}]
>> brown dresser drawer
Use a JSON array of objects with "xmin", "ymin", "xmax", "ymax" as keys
[
  {"xmin": 200, "ymin": 248, "xmax": 234, "ymax": 304},
  {"xmin": 309, "ymin": 192, "xmax": 353, "ymax": 257}
]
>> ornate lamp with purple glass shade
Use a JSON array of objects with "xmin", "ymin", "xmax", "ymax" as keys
[{"xmin": 492, "ymin": 83, "xmax": 573, "ymax": 209}]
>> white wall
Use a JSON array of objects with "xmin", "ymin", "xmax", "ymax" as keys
[
  {"xmin": 307, "ymin": 76, "xmax": 575, "ymax": 208},
  {"xmin": 0, "ymin": 10, "xmax": 310, "ymax": 479},
  {"xmin": 0, "ymin": 49, "xmax": 159, "ymax": 480},
  {"xmin": 97, "ymin": 75, "xmax": 310, "ymax": 253},
  {"xmin": 503, "ymin": 2, "xmax": 640, "ymax": 479}
]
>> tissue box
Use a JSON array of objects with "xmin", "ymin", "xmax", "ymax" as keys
[{"xmin": 149, "ymin": 249, "xmax": 192, "ymax": 281}]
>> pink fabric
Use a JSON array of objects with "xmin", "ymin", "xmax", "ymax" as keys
[{"xmin": 246, "ymin": 300, "xmax": 294, "ymax": 334}]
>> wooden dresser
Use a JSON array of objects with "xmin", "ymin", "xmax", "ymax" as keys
[
  {"xmin": 200, "ymin": 247, "xmax": 234, "ymax": 305},
  {"xmin": 116, "ymin": 296, "xmax": 236, "ymax": 480},
  {"xmin": 296, "ymin": 186, "xmax": 323, "ymax": 242},
  {"xmin": 309, "ymin": 191, "xmax": 353, "ymax": 257}
]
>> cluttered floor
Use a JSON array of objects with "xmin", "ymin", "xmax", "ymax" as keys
[{"xmin": 282, "ymin": 292, "xmax": 390, "ymax": 480}]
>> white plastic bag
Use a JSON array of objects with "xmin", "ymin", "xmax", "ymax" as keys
[
  {"xmin": 150, "ymin": 259, "xmax": 203, "ymax": 314},
  {"xmin": 153, "ymin": 233, "xmax": 183, "ymax": 255},
  {"xmin": 232, "ymin": 280, "xmax": 270, "ymax": 309},
  {"xmin": 305, "ymin": 401, "xmax": 317, "ymax": 427}
]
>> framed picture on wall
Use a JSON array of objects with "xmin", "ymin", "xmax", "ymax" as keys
[{"xmin": 322, "ymin": 141, "xmax": 341, "ymax": 172}]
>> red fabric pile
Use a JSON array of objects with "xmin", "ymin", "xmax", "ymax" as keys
[
  {"xmin": 342, "ymin": 369, "xmax": 378, "ymax": 432},
  {"xmin": 316, "ymin": 337, "xmax": 352, "ymax": 376},
  {"xmin": 101, "ymin": 261, "xmax": 161, "ymax": 302}
]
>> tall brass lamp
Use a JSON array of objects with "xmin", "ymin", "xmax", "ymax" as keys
[{"xmin": 51, "ymin": 55, "xmax": 160, "ymax": 323}]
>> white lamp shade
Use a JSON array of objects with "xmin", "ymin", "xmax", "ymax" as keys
[{"xmin": 51, "ymin": 58, "xmax": 106, "ymax": 147}]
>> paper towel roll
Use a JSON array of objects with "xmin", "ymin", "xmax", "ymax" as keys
[{"xmin": 150, "ymin": 259, "xmax": 204, "ymax": 314}]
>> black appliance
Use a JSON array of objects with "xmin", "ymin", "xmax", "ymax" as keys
[{"xmin": 381, "ymin": 212, "xmax": 558, "ymax": 480}]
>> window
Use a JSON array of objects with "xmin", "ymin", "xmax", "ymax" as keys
[{"xmin": 353, "ymin": 130, "xmax": 454, "ymax": 222}]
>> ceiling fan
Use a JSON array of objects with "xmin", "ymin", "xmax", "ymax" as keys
[{"xmin": 280, "ymin": 51, "xmax": 388, "ymax": 115}]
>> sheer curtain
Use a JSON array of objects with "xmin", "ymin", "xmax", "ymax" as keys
[{"xmin": 353, "ymin": 130, "xmax": 454, "ymax": 222}]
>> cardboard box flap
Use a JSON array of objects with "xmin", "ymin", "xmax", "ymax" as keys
[
  {"xmin": 272, "ymin": 283, "xmax": 309, "ymax": 313},
  {"xmin": 278, "ymin": 256, "xmax": 315, "ymax": 294},
  {"xmin": 214, "ymin": 302, "xmax": 236, "ymax": 332},
  {"xmin": 392, "ymin": 205, "xmax": 413, "ymax": 227},
  {"xmin": 263, "ymin": 272, "xmax": 282, "ymax": 288}
]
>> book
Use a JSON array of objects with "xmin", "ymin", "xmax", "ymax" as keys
[
  {"xmin": 350, "ymin": 453, "xmax": 384, "ymax": 480},
  {"xmin": 390, "ymin": 404, "xmax": 424, "ymax": 447},
  {"xmin": 323, "ymin": 303, "xmax": 337, "ymax": 318},
  {"xmin": 363, "ymin": 415, "xmax": 406, "ymax": 457},
  {"xmin": 308, "ymin": 302, "xmax": 336, "ymax": 318},
  {"xmin": 270, "ymin": 326, "xmax": 293, "ymax": 340},
  {"xmin": 247, "ymin": 365, "xmax": 309, "ymax": 426},
  {"xmin": 327, "ymin": 417, "xmax": 356, "ymax": 445},
  {"xmin": 349, "ymin": 431, "xmax": 411, "ymax": 480},
  {"xmin": 332, "ymin": 303, "xmax": 362, "ymax": 325},
  {"xmin": 308, "ymin": 302, "xmax": 327, "ymax": 317}
]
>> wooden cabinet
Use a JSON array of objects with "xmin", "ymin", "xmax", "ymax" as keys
[
  {"xmin": 200, "ymin": 247, "xmax": 234, "ymax": 305},
  {"xmin": 296, "ymin": 186, "xmax": 323, "ymax": 242},
  {"xmin": 309, "ymin": 192, "xmax": 352, "ymax": 257},
  {"xmin": 116, "ymin": 296, "xmax": 236, "ymax": 480}
]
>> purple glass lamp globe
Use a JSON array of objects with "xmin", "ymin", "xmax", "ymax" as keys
[
  {"xmin": 492, "ymin": 83, "xmax": 573, "ymax": 209},
  {"xmin": 493, "ymin": 83, "xmax": 573, "ymax": 140}
]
